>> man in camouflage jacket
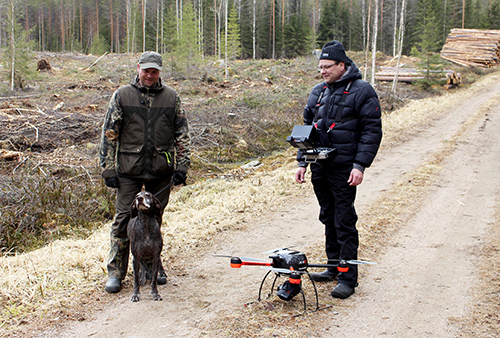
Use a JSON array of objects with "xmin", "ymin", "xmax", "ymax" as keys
[{"xmin": 99, "ymin": 51, "xmax": 191, "ymax": 293}]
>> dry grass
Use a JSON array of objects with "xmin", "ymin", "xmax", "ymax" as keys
[{"xmin": 1, "ymin": 61, "xmax": 499, "ymax": 336}]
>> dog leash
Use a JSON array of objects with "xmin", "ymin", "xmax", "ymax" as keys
[{"xmin": 154, "ymin": 181, "xmax": 173, "ymax": 197}]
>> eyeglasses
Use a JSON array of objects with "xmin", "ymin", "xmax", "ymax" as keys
[{"xmin": 318, "ymin": 62, "xmax": 339, "ymax": 71}]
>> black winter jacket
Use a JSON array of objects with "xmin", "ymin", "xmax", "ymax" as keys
[{"xmin": 298, "ymin": 59, "xmax": 382, "ymax": 168}]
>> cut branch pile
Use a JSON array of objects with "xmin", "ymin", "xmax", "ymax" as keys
[{"xmin": 440, "ymin": 28, "xmax": 500, "ymax": 68}]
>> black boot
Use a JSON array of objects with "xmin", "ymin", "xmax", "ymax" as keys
[
  {"xmin": 146, "ymin": 269, "xmax": 167, "ymax": 285},
  {"xmin": 330, "ymin": 283, "xmax": 355, "ymax": 299},
  {"xmin": 308, "ymin": 269, "xmax": 338, "ymax": 282},
  {"xmin": 105, "ymin": 277, "xmax": 122, "ymax": 293}
]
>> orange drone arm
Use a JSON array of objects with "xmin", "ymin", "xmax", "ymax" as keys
[{"xmin": 230, "ymin": 257, "xmax": 272, "ymax": 268}]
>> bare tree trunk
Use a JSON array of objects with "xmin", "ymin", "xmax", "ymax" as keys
[
  {"xmin": 25, "ymin": 0, "xmax": 29, "ymax": 38},
  {"xmin": 71, "ymin": 0, "xmax": 75, "ymax": 51},
  {"xmin": 156, "ymin": 0, "xmax": 159, "ymax": 52},
  {"xmin": 462, "ymin": 0, "xmax": 465, "ymax": 29},
  {"xmin": 10, "ymin": 0, "xmax": 15, "ymax": 92},
  {"xmin": 161, "ymin": 0, "xmax": 164, "ymax": 53},
  {"xmin": 370, "ymin": 0, "xmax": 379, "ymax": 86},
  {"xmin": 60, "ymin": 0, "xmax": 65, "ymax": 51},
  {"xmin": 79, "ymin": 0, "xmax": 83, "ymax": 49},
  {"xmin": 115, "ymin": 1, "xmax": 120, "ymax": 52},
  {"xmin": 131, "ymin": 0, "xmax": 136, "ymax": 53},
  {"xmin": 392, "ymin": 0, "xmax": 406, "ymax": 93},
  {"xmin": 110, "ymin": 0, "xmax": 114, "ymax": 52},
  {"xmin": 363, "ymin": 0, "xmax": 371, "ymax": 80},
  {"xmin": 176, "ymin": 0, "xmax": 180, "ymax": 39},
  {"xmin": 281, "ymin": 0, "xmax": 285, "ymax": 44},
  {"xmin": 42, "ymin": 0, "xmax": 46, "ymax": 51},
  {"xmin": 142, "ymin": 0, "xmax": 146, "ymax": 52},
  {"xmin": 393, "ymin": 0, "xmax": 397, "ymax": 57},
  {"xmin": 225, "ymin": 0, "xmax": 228, "ymax": 78},
  {"xmin": 199, "ymin": 0, "xmax": 204, "ymax": 56},
  {"xmin": 95, "ymin": 0, "xmax": 99, "ymax": 37},
  {"xmin": 252, "ymin": 0, "xmax": 256, "ymax": 59},
  {"xmin": 380, "ymin": 0, "xmax": 383, "ymax": 53},
  {"xmin": 272, "ymin": 0, "xmax": 275, "ymax": 59}
]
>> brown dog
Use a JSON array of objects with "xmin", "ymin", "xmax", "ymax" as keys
[{"xmin": 127, "ymin": 191, "xmax": 164, "ymax": 302}]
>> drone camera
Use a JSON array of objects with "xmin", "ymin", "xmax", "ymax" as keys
[{"xmin": 277, "ymin": 280, "xmax": 301, "ymax": 301}]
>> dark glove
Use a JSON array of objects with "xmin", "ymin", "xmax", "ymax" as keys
[
  {"xmin": 104, "ymin": 176, "xmax": 120, "ymax": 188},
  {"xmin": 172, "ymin": 171, "xmax": 187, "ymax": 186}
]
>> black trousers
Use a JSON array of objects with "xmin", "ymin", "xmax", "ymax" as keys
[
  {"xmin": 107, "ymin": 176, "xmax": 172, "ymax": 279},
  {"xmin": 310, "ymin": 162, "xmax": 359, "ymax": 287}
]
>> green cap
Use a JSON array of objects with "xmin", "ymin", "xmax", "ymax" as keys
[{"xmin": 138, "ymin": 51, "xmax": 162, "ymax": 70}]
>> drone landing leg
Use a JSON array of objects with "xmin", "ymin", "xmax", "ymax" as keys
[
  {"xmin": 306, "ymin": 272, "xmax": 320, "ymax": 311},
  {"xmin": 259, "ymin": 270, "xmax": 274, "ymax": 301},
  {"xmin": 299, "ymin": 283, "xmax": 307, "ymax": 313},
  {"xmin": 245, "ymin": 270, "xmax": 273, "ymax": 306},
  {"xmin": 291, "ymin": 273, "xmax": 332, "ymax": 318}
]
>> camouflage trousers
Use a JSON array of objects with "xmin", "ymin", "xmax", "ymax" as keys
[{"xmin": 107, "ymin": 176, "xmax": 172, "ymax": 280}]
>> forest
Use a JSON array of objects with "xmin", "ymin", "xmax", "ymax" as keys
[{"xmin": 1, "ymin": 0, "xmax": 500, "ymax": 64}]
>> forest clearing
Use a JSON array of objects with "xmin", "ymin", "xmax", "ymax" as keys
[{"xmin": 0, "ymin": 51, "xmax": 499, "ymax": 337}]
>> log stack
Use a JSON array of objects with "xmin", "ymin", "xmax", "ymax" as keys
[
  {"xmin": 440, "ymin": 28, "xmax": 500, "ymax": 68},
  {"xmin": 375, "ymin": 67, "xmax": 424, "ymax": 83}
]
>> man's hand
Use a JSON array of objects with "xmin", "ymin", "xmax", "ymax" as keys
[
  {"xmin": 172, "ymin": 171, "xmax": 187, "ymax": 186},
  {"xmin": 295, "ymin": 167, "xmax": 307, "ymax": 184},
  {"xmin": 348, "ymin": 168, "xmax": 364, "ymax": 186},
  {"xmin": 104, "ymin": 176, "xmax": 120, "ymax": 188}
]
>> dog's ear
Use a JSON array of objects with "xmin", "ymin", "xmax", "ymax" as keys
[
  {"xmin": 130, "ymin": 199, "xmax": 138, "ymax": 218},
  {"xmin": 153, "ymin": 195, "xmax": 163, "ymax": 219}
]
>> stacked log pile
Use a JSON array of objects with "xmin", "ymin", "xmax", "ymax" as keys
[
  {"xmin": 375, "ymin": 67, "xmax": 461, "ymax": 88},
  {"xmin": 374, "ymin": 67, "xmax": 424, "ymax": 83},
  {"xmin": 440, "ymin": 28, "xmax": 500, "ymax": 68}
]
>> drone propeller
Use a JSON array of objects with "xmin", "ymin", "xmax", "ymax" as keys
[
  {"xmin": 328, "ymin": 259, "xmax": 376, "ymax": 265},
  {"xmin": 212, "ymin": 254, "xmax": 268, "ymax": 262}
]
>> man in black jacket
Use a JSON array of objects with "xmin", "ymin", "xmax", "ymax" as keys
[
  {"xmin": 294, "ymin": 41, "xmax": 382, "ymax": 299},
  {"xmin": 99, "ymin": 51, "xmax": 191, "ymax": 293}
]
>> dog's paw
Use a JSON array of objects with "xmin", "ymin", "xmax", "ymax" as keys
[
  {"xmin": 152, "ymin": 293, "xmax": 162, "ymax": 301},
  {"xmin": 131, "ymin": 294, "xmax": 140, "ymax": 302}
]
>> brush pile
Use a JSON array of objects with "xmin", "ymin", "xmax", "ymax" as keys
[{"xmin": 440, "ymin": 28, "xmax": 500, "ymax": 68}]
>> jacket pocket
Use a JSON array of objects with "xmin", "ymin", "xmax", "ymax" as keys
[
  {"xmin": 152, "ymin": 148, "xmax": 174, "ymax": 175},
  {"xmin": 117, "ymin": 145, "xmax": 144, "ymax": 175}
]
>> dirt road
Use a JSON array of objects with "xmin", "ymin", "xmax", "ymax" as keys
[{"xmin": 45, "ymin": 72, "xmax": 500, "ymax": 337}]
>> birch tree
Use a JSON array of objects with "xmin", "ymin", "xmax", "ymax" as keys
[
  {"xmin": 392, "ymin": 0, "xmax": 406, "ymax": 93},
  {"xmin": 370, "ymin": 0, "xmax": 379, "ymax": 86},
  {"xmin": 5, "ymin": 0, "xmax": 34, "ymax": 91}
]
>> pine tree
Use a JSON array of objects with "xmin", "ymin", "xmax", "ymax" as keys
[
  {"xmin": 411, "ymin": 0, "xmax": 443, "ymax": 90},
  {"xmin": 170, "ymin": 0, "xmax": 201, "ymax": 76},
  {"xmin": 282, "ymin": 12, "xmax": 311, "ymax": 58},
  {"xmin": 226, "ymin": 6, "xmax": 241, "ymax": 60}
]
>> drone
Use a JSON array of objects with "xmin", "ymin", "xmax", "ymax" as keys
[{"xmin": 215, "ymin": 247, "xmax": 375, "ymax": 314}]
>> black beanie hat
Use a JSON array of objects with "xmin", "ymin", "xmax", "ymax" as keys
[{"xmin": 320, "ymin": 41, "xmax": 348, "ymax": 64}]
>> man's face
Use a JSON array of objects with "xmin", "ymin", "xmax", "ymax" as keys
[
  {"xmin": 137, "ymin": 65, "xmax": 161, "ymax": 87},
  {"xmin": 318, "ymin": 60, "xmax": 345, "ymax": 84}
]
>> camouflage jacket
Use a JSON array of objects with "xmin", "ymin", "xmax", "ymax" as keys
[{"xmin": 99, "ymin": 76, "xmax": 191, "ymax": 180}]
